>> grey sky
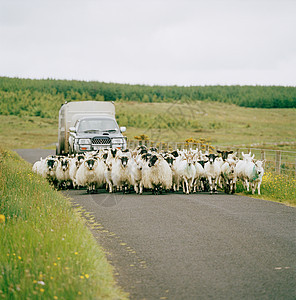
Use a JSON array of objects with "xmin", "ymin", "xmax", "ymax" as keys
[{"xmin": 0, "ymin": 0, "xmax": 295, "ymax": 86}]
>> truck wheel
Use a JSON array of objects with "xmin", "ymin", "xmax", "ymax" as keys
[
  {"xmin": 68, "ymin": 144, "xmax": 73, "ymax": 156},
  {"xmin": 56, "ymin": 144, "xmax": 60, "ymax": 155}
]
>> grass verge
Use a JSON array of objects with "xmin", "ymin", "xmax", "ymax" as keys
[
  {"xmin": 0, "ymin": 148, "xmax": 127, "ymax": 299},
  {"xmin": 236, "ymin": 172, "xmax": 296, "ymax": 207}
]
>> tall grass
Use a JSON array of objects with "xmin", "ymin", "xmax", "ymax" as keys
[
  {"xmin": 236, "ymin": 172, "xmax": 296, "ymax": 206},
  {"xmin": 0, "ymin": 148, "xmax": 127, "ymax": 299}
]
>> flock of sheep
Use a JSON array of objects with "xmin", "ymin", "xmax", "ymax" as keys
[{"xmin": 32, "ymin": 146, "xmax": 265, "ymax": 195}]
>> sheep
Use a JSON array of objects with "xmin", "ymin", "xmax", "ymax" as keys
[
  {"xmin": 33, "ymin": 156, "xmax": 58, "ymax": 186},
  {"xmin": 94, "ymin": 153, "xmax": 108, "ymax": 189},
  {"xmin": 69, "ymin": 154, "xmax": 85, "ymax": 188},
  {"xmin": 55, "ymin": 157, "xmax": 71, "ymax": 189},
  {"xmin": 175, "ymin": 152, "xmax": 196, "ymax": 194},
  {"xmin": 111, "ymin": 154, "xmax": 131, "ymax": 193},
  {"xmin": 193, "ymin": 160, "xmax": 206, "ymax": 193},
  {"xmin": 235, "ymin": 152, "xmax": 256, "ymax": 192},
  {"xmin": 128, "ymin": 158, "xmax": 143, "ymax": 194},
  {"xmin": 204, "ymin": 153, "xmax": 221, "ymax": 194},
  {"xmin": 250, "ymin": 160, "xmax": 265, "ymax": 195},
  {"xmin": 221, "ymin": 158, "xmax": 238, "ymax": 194},
  {"xmin": 217, "ymin": 150, "xmax": 234, "ymax": 161},
  {"xmin": 141, "ymin": 154, "xmax": 172, "ymax": 194},
  {"xmin": 76, "ymin": 157, "xmax": 99, "ymax": 193}
]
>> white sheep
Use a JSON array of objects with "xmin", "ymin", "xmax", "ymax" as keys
[
  {"xmin": 76, "ymin": 157, "xmax": 99, "ymax": 193},
  {"xmin": 204, "ymin": 153, "xmax": 221, "ymax": 194},
  {"xmin": 69, "ymin": 154, "xmax": 85, "ymax": 188},
  {"xmin": 221, "ymin": 158, "xmax": 238, "ymax": 194},
  {"xmin": 55, "ymin": 157, "xmax": 71, "ymax": 189},
  {"xmin": 33, "ymin": 156, "xmax": 58, "ymax": 186},
  {"xmin": 111, "ymin": 154, "xmax": 131, "ymax": 193},
  {"xmin": 141, "ymin": 154, "xmax": 172, "ymax": 194}
]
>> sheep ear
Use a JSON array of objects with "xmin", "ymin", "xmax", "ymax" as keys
[
  {"xmin": 251, "ymin": 154, "xmax": 255, "ymax": 159},
  {"xmin": 229, "ymin": 151, "xmax": 233, "ymax": 154},
  {"xmin": 217, "ymin": 150, "xmax": 221, "ymax": 154}
]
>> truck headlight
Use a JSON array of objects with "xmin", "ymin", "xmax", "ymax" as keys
[
  {"xmin": 112, "ymin": 138, "xmax": 123, "ymax": 144},
  {"xmin": 78, "ymin": 139, "xmax": 91, "ymax": 145}
]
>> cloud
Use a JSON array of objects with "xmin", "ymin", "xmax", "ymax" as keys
[{"xmin": 0, "ymin": 0, "xmax": 295, "ymax": 85}]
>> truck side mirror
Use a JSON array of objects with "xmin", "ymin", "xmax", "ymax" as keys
[
  {"xmin": 120, "ymin": 126, "xmax": 126, "ymax": 133},
  {"xmin": 69, "ymin": 127, "xmax": 76, "ymax": 133}
]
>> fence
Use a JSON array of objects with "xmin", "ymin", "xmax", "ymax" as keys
[{"xmin": 126, "ymin": 139, "xmax": 296, "ymax": 177}]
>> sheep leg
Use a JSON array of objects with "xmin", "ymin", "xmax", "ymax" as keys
[
  {"xmin": 214, "ymin": 177, "xmax": 218, "ymax": 194},
  {"xmin": 208, "ymin": 177, "xmax": 213, "ymax": 194},
  {"xmin": 257, "ymin": 181, "xmax": 261, "ymax": 195}
]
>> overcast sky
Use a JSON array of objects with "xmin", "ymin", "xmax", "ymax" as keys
[{"xmin": 0, "ymin": 0, "xmax": 295, "ymax": 86}]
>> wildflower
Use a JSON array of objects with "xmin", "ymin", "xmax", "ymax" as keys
[
  {"xmin": 74, "ymin": 252, "xmax": 78, "ymax": 255},
  {"xmin": 80, "ymin": 275, "xmax": 84, "ymax": 279},
  {"xmin": 18, "ymin": 256, "xmax": 22, "ymax": 260},
  {"xmin": 38, "ymin": 281, "xmax": 45, "ymax": 285},
  {"xmin": 0, "ymin": 215, "xmax": 5, "ymax": 223},
  {"xmin": 54, "ymin": 297, "xmax": 58, "ymax": 300},
  {"xmin": 40, "ymin": 288, "xmax": 45, "ymax": 293},
  {"xmin": 85, "ymin": 274, "xmax": 89, "ymax": 279}
]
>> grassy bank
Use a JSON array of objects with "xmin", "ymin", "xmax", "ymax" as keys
[
  {"xmin": 236, "ymin": 172, "xmax": 296, "ymax": 207},
  {"xmin": 0, "ymin": 148, "xmax": 127, "ymax": 299}
]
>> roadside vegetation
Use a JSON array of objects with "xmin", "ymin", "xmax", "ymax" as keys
[
  {"xmin": 236, "ymin": 172, "xmax": 296, "ymax": 207},
  {"xmin": 0, "ymin": 148, "xmax": 127, "ymax": 299}
]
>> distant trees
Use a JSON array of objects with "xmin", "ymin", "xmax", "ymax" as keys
[{"xmin": 0, "ymin": 77, "xmax": 295, "ymax": 120}]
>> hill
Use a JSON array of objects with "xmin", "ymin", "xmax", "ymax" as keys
[{"xmin": 0, "ymin": 77, "xmax": 296, "ymax": 121}]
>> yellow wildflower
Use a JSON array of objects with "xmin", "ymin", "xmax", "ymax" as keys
[{"xmin": 0, "ymin": 215, "xmax": 5, "ymax": 223}]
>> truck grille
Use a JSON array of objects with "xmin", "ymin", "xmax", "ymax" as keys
[{"xmin": 91, "ymin": 137, "xmax": 111, "ymax": 145}]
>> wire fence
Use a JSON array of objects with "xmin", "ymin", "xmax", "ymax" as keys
[{"xmin": 126, "ymin": 139, "xmax": 296, "ymax": 177}]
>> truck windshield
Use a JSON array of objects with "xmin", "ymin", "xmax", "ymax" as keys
[{"xmin": 78, "ymin": 119, "xmax": 118, "ymax": 133}]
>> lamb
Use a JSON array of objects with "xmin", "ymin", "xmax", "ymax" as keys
[
  {"xmin": 75, "ymin": 157, "xmax": 99, "ymax": 193},
  {"xmin": 141, "ymin": 154, "xmax": 172, "ymax": 194},
  {"xmin": 250, "ymin": 160, "xmax": 265, "ymax": 195},
  {"xmin": 204, "ymin": 153, "xmax": 221, "ymax": 194}
]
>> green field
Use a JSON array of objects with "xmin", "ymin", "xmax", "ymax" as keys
[{"xmin": 1, "ymin": 101, "xmax": 295, "ymax": 150}]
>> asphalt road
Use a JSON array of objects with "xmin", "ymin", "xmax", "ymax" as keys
[{"xmin": 16, "ymin": 149, "xmax": 296, "ymax": 300}]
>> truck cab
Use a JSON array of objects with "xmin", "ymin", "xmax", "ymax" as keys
[
  {"xmin": 69, "ymin": 116, "xmax": 126, "ymax": 154},
  {"xmin": 56, "ymin": 101, "xmax": 126, "ymax": 155}
]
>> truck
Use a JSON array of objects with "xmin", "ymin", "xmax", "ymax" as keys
[{"xmin": 56, "ymin": 101, "xmax": 126, "ymax": 155}]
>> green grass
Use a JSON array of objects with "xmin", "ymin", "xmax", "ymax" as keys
[
  {"xmin": 235, "ymin": 172, "xmax": 296, "ymax": 207},
  {"xmin": 1, "ymin": 101, "xmax": 296, "ymax": 150},
  {"xmin": 116, "ymin": 101, "xmax": 296, "ymax": 147},
  {"xmin": 0, "ymin": 148, "xmax": 127, "ymax": 299}
]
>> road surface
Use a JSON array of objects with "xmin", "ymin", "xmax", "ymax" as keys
[{"xmin": 16, "ymin": 149, "xmax": 296, "ymax": 300}]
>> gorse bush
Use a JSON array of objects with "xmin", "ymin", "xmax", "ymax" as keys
[{"xmin": 0, "ymin": 148, "xmax": 126, "ymax": 299}]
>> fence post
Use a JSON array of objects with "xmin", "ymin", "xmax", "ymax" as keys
[
  {"xmin": 261, "ymin": 150, "xmax": 266, "ymax": 161},
  {"xmin": 275, "ymin": 150, "xmax": 281, "ymax": 174}
]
